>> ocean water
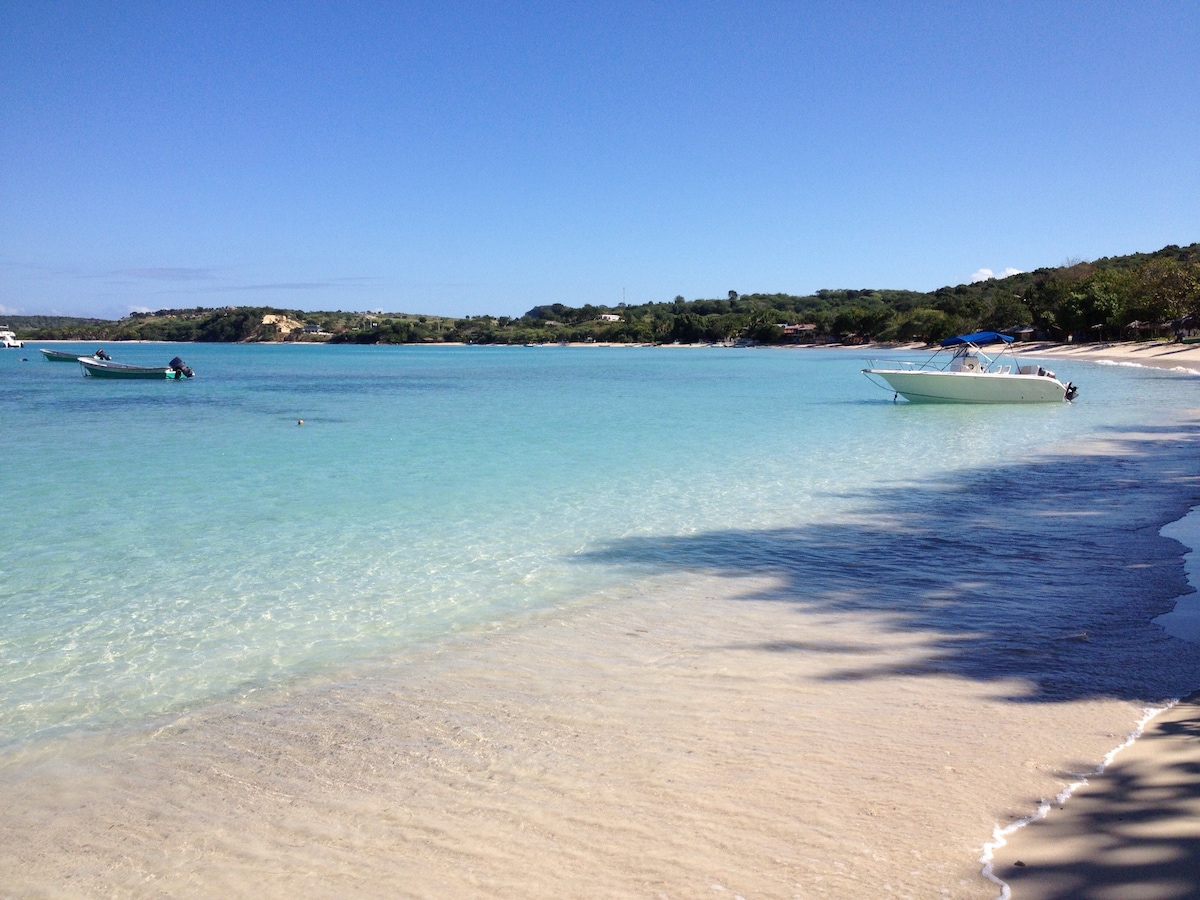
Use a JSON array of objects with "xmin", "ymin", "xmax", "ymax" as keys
[{"xmin": 3, "ymin": 342, "xmax": 1200, "ymax": 758}]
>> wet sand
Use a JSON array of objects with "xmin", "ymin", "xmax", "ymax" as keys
[
  {"xmin": 3, "ymin": 409, "xmax": 1200, "ymax": 899},
  {"xmin": 992, "ymin": 693, "xmax": 1200, "ymax": 900},
  {"xmin": 0, "ymin": 579, "xmax": 1155, "ymax": 899}
]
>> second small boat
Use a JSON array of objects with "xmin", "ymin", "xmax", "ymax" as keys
[{"xmin": 40, "ymin": 348, "xmax": 112, "ymax": 362}]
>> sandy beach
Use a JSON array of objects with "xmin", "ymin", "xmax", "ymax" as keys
[
  {"xmin": 0, "ymin": 578, "xmax": 1170, "ymax": 899},
  {"xmin": 864, "ymin": 336, "xmax": 1200, "ymax": 375},
  {"xmin": 1009, "ymin": 339, "xmax": 1200, "ymax": 373}
]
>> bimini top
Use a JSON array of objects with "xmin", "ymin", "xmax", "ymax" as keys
[{"xmin": 939, "ymin": 330, "xmax": 1015, "ymax": 347}]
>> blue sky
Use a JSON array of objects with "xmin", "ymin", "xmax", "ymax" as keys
[{"xmin": 2, "ymin": 1, "xmax": 1197, "ymax": 320}]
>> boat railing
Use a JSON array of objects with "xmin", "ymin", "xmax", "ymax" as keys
[
  {"xmin": 867, "ymin": 358, "xmax": 1035, "ymax": 375},
  {"xmin": 865, "ymin": 359, "xmax": 941, "ymax": 371}
]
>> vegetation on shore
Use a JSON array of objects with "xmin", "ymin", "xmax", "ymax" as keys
[{"xmin": 7, "ymin": 243, "xmax": 1198, "ymax": 346}]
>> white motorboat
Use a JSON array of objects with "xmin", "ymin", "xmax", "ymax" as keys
[
  {"xmin": 862, "ymin": 331, "xmax": 1078, "ymax": 404},
  {"xmin": 1, "ymin": 328, "xmax": 23, "ymax": 349}
]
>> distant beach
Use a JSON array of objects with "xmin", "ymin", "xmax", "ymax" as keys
[
  {"xmin": 847, "ymin": 337, "xmax": 1200, "ymax": 374},
  {"xmin": 1006, "ymin": 338, "xmax": 1200, "ymax": 372}
]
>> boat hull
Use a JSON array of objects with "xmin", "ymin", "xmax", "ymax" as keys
[
  {"xmin": 79, "ymin": 359, "xmax": 189, "ymax": 379},
  {"xmin": 864, "ymin": 369, "xmax": 1069, "ymax": 403}
]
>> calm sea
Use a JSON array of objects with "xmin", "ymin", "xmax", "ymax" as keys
[{"xmin": 3, "ymin": 342, "xmax": 1200, "ymax": 758}]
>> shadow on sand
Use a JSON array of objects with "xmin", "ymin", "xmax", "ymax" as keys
[
  {"xmin": 580, "ymin": 422, "xmax": 1200, "ymax": 705},
  {"xmin": 994, "ymin": 692, "xmax": 1200, "ymax": 899}
]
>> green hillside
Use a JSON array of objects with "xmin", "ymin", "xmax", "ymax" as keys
[{"xmin": 8, "ymin": 242, "xmax": 1198, "ymax": 346}]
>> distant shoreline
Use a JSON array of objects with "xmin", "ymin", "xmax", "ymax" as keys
[
  {"xmin": 820, "ymin": 338, "xmax": 1200, "ymax": 372},
  {"xmin": 24, "ymin": 336, "xmax": 1200, "ymax": 372}
]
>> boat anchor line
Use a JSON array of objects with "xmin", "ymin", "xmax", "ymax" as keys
[{"xmin": 978, "ymin": 701, "xmax": 1175, "ymax": 900}]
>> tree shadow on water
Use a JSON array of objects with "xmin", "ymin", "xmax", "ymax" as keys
[{"xmin": 580, "ymin": 424, "xmax": 1200, "ymax": 704}]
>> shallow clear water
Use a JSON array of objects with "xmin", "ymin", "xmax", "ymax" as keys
[{"xmin": 2, "ymin": 342, "xmax": 1199, "ymax": 750}]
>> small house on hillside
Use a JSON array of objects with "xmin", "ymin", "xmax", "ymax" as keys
[{"xmin": 782, "ymin": 323, "xmax": 818, "ymax": 343}]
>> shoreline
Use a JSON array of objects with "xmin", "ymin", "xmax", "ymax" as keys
[
  {"xmin": 0, "ymin": 576, "xmax": 1159, "ymax": 898},
  {"xmin": 991, "ymin": 690, "xmax": 1200, "ymax": 898},
  {"xmin": 984, "ymin": 503, "xmax": 1200, "ymax": 899},
  {"xmin": 998, "ymin": 339, "xmax": 1200, "ymax": 374},
  {"xmin": 26, "ymin": 335, "xmax": 1200, "ymax": 372},
  {"xmin": 847, "ymin": 338, "xmax": 1200, "ymax": 373}
]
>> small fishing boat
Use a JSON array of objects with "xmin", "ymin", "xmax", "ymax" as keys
[
  {"xmin": 1, "ymin": 328, "xmax": 23, "ymax": 349},
  {"xmin": 40, "ymin": 348, "xmax": 112, "ymax": 362},
  {"xmin": 79, "ymin": 356, "xmax": 195, "ymax": 379},
  {"xmin": 862, "ymin": 331, "xmax": 1077, "ymax": 404}
]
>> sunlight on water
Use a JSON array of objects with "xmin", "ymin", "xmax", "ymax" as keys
[{"xmin": 2, "ymin": 343, "xmax": 1197, "ymax": 748}]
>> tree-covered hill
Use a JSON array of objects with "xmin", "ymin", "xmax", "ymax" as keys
[
  {"xmin": 8, "ymin": 242, "xmax": 1198, "ymax": 346},
  {"xmin": 1, "ymin": 315, "xmax": 110, "ymax": 332}
]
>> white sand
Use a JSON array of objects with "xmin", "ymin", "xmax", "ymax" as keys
[
  {"xmin": 0, "ymin": 573, "xmax": 1155, "ymax": 899},
  {"xmin": 974, "ymin": 338, "xmax": 1200, "ymax": 373}
]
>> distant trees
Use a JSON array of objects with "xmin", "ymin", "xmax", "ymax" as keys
[
  {"xmin": 16, "ymin": 244, "xmax": 1199, "ymax": 347},
  {"xmin": 1020, "ymin": 250, "xmax": 1200, "ymax": 340}
]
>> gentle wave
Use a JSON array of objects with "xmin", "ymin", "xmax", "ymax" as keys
[
  {"xmin": 1094, "ymin": 358, "xmax": 1200, "ymax": 376},
  {"xmin": 979, "ymin": 702, "xmax": 1175, "ymax": 899}
]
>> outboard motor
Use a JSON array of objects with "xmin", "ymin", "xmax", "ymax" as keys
[
  {"xmin": 1065, "ymin": 382, "xmax": 1078, "ymax": 402},
  {"xmin": 168, "ymin": 356, "xmax": 195, "ymax": 378}
]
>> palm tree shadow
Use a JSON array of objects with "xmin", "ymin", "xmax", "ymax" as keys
[
  {"xmin": 580, "ymin": 424, "xmax": 1200, "ymax": 704},
  {"xmin": 994, "ymin": 692, "xmax": 1200, "ymax": 899}
]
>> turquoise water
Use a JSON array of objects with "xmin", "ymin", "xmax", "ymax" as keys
[{"xmin": 3, "ymin": 343, "xmax": 1200, "ymax": 751}]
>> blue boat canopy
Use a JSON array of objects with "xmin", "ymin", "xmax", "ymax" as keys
[{"xmin": 939, "ymin": 330, "xmax": 1014, "ymax": 347}]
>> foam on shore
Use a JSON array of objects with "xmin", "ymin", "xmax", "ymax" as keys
[
  {"xmin": 979, "ymin": 702, "xmax": 1175, "ymax": 899},
  {"xmin": 1094, "ymin": 358, "xmax": 1200, "ymax": 376},
  {"xmin": 1154, "ymin": 506, "xmax": 1200, "ymax": 642}
]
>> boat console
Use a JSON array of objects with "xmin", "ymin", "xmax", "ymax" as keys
[{"xmin": 949, "ymin": 352, "xmax": 982, "ymax": 372}]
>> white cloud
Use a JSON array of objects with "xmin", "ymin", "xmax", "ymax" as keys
[
  {"xmin": 970, "ymin": 267, "xmax": 1024, "ymax": 283},
  {"xmin": 0, "ymin": 303, "xmax": 18, "ymax": 315}
]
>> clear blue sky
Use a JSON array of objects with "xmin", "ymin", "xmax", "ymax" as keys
[{"xmin": 2, "ymin": 1, "xmax": 1197, "ymax": 320}]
